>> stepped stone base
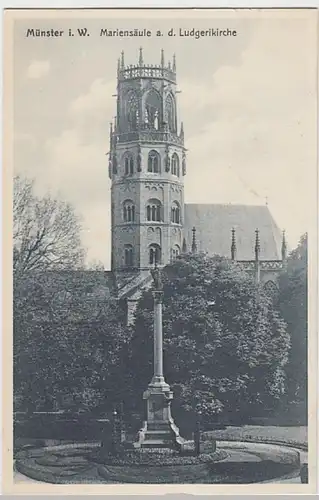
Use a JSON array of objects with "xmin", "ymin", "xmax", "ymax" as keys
[{"xmin": 134, "ymin": 377, "xmax": 185, "ymax": 452}]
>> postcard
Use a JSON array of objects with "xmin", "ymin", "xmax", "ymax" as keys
[{"xmin": 3, "ymin": 7, "xmax": 318, "ymax": 495}]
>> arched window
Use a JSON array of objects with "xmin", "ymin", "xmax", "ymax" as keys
[
  {"xmin": 124, "ymin": 245, "xmax": 134, "ymax": 267},
  {"xmin": 123, "ymin": 200, "xmax": 135, "ymax": 222},
  {"xmin": 127, "ymin": 91, "xmax": 139, "ymax": 131},
  {"xmin": 171, "ymin": 153, "xmax": 180, "ymax": 177},
  {"xmin": 165, "ymin": 93, "xmax": 176, "ymax": 132},
  {"xmin": 171, "ymin": 245, "xmax": 180, "ymax": 262},
  {"xmin": 149, "ymin": 244, "xmax": 161, "ymax": 265},
  {"xmin": 144, "ymin": 90, "xmax": 162, "ymax": 130},
  {"xmin": 263, "ymin": 280, "xmax": 278, "ymax": 296},
  {"xmin": 146, "ymin": 199, "xmax": 162, "ymax": 222},
  {"xmin": 171, "ymin": 202, "xmax": 180, "ymax": 224},
  {"xmin": 148, "ymin": 150, "xmax": 160, "ymax": 173},
  {"xmin": 124, "ymin": 154, "xmax": 134, "ymax": 176}
]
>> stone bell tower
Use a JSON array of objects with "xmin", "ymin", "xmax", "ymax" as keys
[{"xmin": 109, "ymin": 48, "xmax": 186, "ymax": 274}]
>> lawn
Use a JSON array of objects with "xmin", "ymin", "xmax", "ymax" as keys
[{"xmin": 204, "ymin": 425, "xmax": 307, "ymax": 449}]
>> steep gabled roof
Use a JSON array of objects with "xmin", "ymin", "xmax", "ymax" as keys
[{"xmin": 184, "ymin": 204, "xmax": 282, "ymax": 261}]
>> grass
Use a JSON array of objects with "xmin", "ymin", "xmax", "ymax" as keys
[
  {"xmin": 203, "ymin": 425, "xmax": 307, "ymax": 449},
  {"xmin": 91, "ymin": 446, "xmax": 226, "ymax": 466}
]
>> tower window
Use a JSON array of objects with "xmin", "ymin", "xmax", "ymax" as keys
[
  {"xmin": 127, "ymin": 91, "xmax": 139, "ymax": 131},
  {"xmin": 123, "ymin": 200, "xmax": 135, "ymax": 222},
  {"xmin": 124, "ymin": 245, "xmax": 134, "ymax": 267},
  {"xmin": 263, "ymin": 280, "xmax": 278, "ymax": 296},
  {"xmin": 171, "ymin": 153, "xmax": 180, "ymax": 177},
  {"xmin": 171, "ymin": 245, "xmax": 180, "ymax": 262},
  {"xmin": 171, "ymin": 202, "xmax": 180, "ymax": 224},
  {"xmin": 144, "ymin": 90, "xmax": 162, "ymax": 130},
  {"xmin": 149, "ymin": 244, "xmax": 161, "ymax": 265},
  {"xmin": 148, "ymin": 150, "xmax": 160, "ymax": 173},
  {"xmin": 146, "ymin": 199, "xmax": 162, "ymax": 222},
  {"xmin": 165, "ymin": 93, "xmax": 176, "ymax": 132},
  {"xmin": 124, "ymin": 154, "xmax": 134, "ymax": 175}
]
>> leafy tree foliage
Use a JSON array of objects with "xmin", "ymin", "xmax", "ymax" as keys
[
  {"xmin": 127, "ymin": 253, "xmax": 290, "ymax": 420},
  {"xmin": 13, "ymin": 177, "xmax": 133, "ymax": 413},
  {"xmin": 14, "ymin": 271, "xmax": 130, "ymax": 412},
  {"xmin": 13, "ymin": 175, "xmax": 85, "ymax": 277},
  {"xmin": 278, "ymin": 233, "xmax": 307, "ymax": 407}
]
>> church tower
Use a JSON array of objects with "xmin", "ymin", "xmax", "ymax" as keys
[{"xmin": 109, "ymin": 49, "xmax": 186, "ymax": 273}]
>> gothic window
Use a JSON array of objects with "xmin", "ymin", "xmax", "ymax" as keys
[
  {"xmin": 112, "ymin": 155, "xmax": 118, "ymax": 174},
  {"xmin": 171, "ymin": 153, "xmax": 180, "ymax": 177},
  {"xmin": 148, "ymin": 150, "xmax": 160, "ymax": 173},
  {"xmin": 165, "ymin": 93, "xmax": 176, "ymax": 132},
  {"xmin": 124, "ymin": 153, "xmax": 134, "ymax": 175},
  {"xmin": 263, "ymin": 280, "xmax": 278, "ymax": 296},
  {"xmin": 124, "ymin": 244, "xmax": 134, "ymax": 267},
  {"xmin": 171, "ymin": 201, "xmax": 180, "ymax": 224},
  {"xmin": 127, "ymin": 91, "xmax": 139, "ymax": 131},
  {"xmin": 144, "ymin": 90, "xmax": 162, "ymax": 130},
  {"xmin": 171, "ymin": 245, "xmax": 180, "ymax": 262},
  {"xmin": 123, "ymin": 200, "xmax": 135, "ymax": 222},
  {"xmin": 149, "ymin": 244, "xmax": 161, "ymax": 265},
  {"xmin": 146, "ymin": 199, "xmax": 162, "ymax": 222}
]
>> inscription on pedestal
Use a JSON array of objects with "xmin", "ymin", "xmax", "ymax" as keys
[{"xmin": 150, "ymin": 396, "xmax": 164, "ymax": 420}]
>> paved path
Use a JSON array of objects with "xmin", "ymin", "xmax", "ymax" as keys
[
  {"xmin": 14, "ymin": 469, "xmax": 41, "ymax": 484},
  {"xmin": 219, "ymin": 449, "xmax": 262, "ymax": 462}
]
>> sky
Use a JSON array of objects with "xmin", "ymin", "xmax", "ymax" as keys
[{"xmin": 12, "ymin": 10, "xmax": 317, "ymax": 268}]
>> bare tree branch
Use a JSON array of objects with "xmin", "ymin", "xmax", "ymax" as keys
[{"xmin": 14, "ymin": 175, "xmax": 86, "ymax": 277}]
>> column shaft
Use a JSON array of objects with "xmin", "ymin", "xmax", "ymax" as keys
[{"xmin": 154, "ymin": 300, "xmax": 163, "ymax": 378}]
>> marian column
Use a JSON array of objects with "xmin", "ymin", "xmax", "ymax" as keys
[
  {"xmin": 152, "ymin": 289, "xmax": 165, "ymax": 384},
  {"xmin": 134, "ymin": 265, "xmax": 184, "ymax": 451}
]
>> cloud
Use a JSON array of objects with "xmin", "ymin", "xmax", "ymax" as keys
[
  {"xmin": 182, "ymin": 18, "xmax": 316, "ymax": 247},
  {"xmin": 26, "ymin": 60, "xmax": 51, "ymax": 79},
  {"xmin": 29, "ymin": 16, "xmax": 315, "ymax": 266},
  {"xmin": 13, "ymin": 132, "xmax": 40, "ymax": 177},
  {"xmin": 41, "ymin": 78, "xmax": 115, "ymax": 265},
  {"xmin": 69, "ymin": 78, "xmax": 114, "ymax": 117}
]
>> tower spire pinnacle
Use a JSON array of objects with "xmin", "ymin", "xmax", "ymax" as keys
[
  {"xmin": 182, "ymin": 237, "xmax": 187, "ymax": 253},
  {"xmin": 231, "ymin": 228, "xmax": 237, "ymax": 261},
  {"xmin": 173, "ymin": 53, "xmax": 176, "ymax": 72},
  {"xmin": 139, "ymin": 47, "xmax": 144, "ymax": 66},
  {"xmin": 161, "ymin": 49, "xmax": 165, "ymax": 67},
  {"xmin": 281, "ymin": 229, "xmax": 287, "ymax": 262},
  {"xmin": 121, "ymin": 50, "xmax": 125, "ymax": 69},
  {"xmin": 180, "ymin": 121, "xmax": 184, "ymax": 140},
  {"xmin": 109, "ymin": 122, "xmax": 113, "ymax": 149},
  {"xmin": 255, "ymin": 229, "xmax": 260, "ymax": 260},
  {"xmin": 254, "ymin": 229, "xmax": 261, "ymax": 283},
  {"xmin": 191, "ymin": 227, "xmax": 197, "ymax": 254}
]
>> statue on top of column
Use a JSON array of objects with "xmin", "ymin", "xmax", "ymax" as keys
[{"xmin": 151, "ymin": 265, "xmax": 163, "ymax": 291}]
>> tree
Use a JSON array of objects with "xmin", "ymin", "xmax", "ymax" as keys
[
  {"xmin": 13, "ymin": 175, "xmax": 85, "ymax": 277},
  {"xmin": 14, "ymin": 270, "xmax": 130, "ymax": 412},
  {"xmin": 86, "ymin": 259, "xmax": 106, "ymax": 271},
  {"xmin": 127, "ymin": 253, "xmax": 290, "ymax": 422},
  {"xmin": 278, "ymin": 233, "xmax": 307, "ymax": 408}
]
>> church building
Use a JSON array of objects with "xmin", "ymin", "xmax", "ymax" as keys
[{"xmin": 108, "ymin": 49, "xmax": 287, "ymax": 323}]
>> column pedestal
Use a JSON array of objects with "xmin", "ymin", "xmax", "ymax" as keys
[{"xmin": 134, "ymin": 381, "xmax": 184, "ymax": 451}]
